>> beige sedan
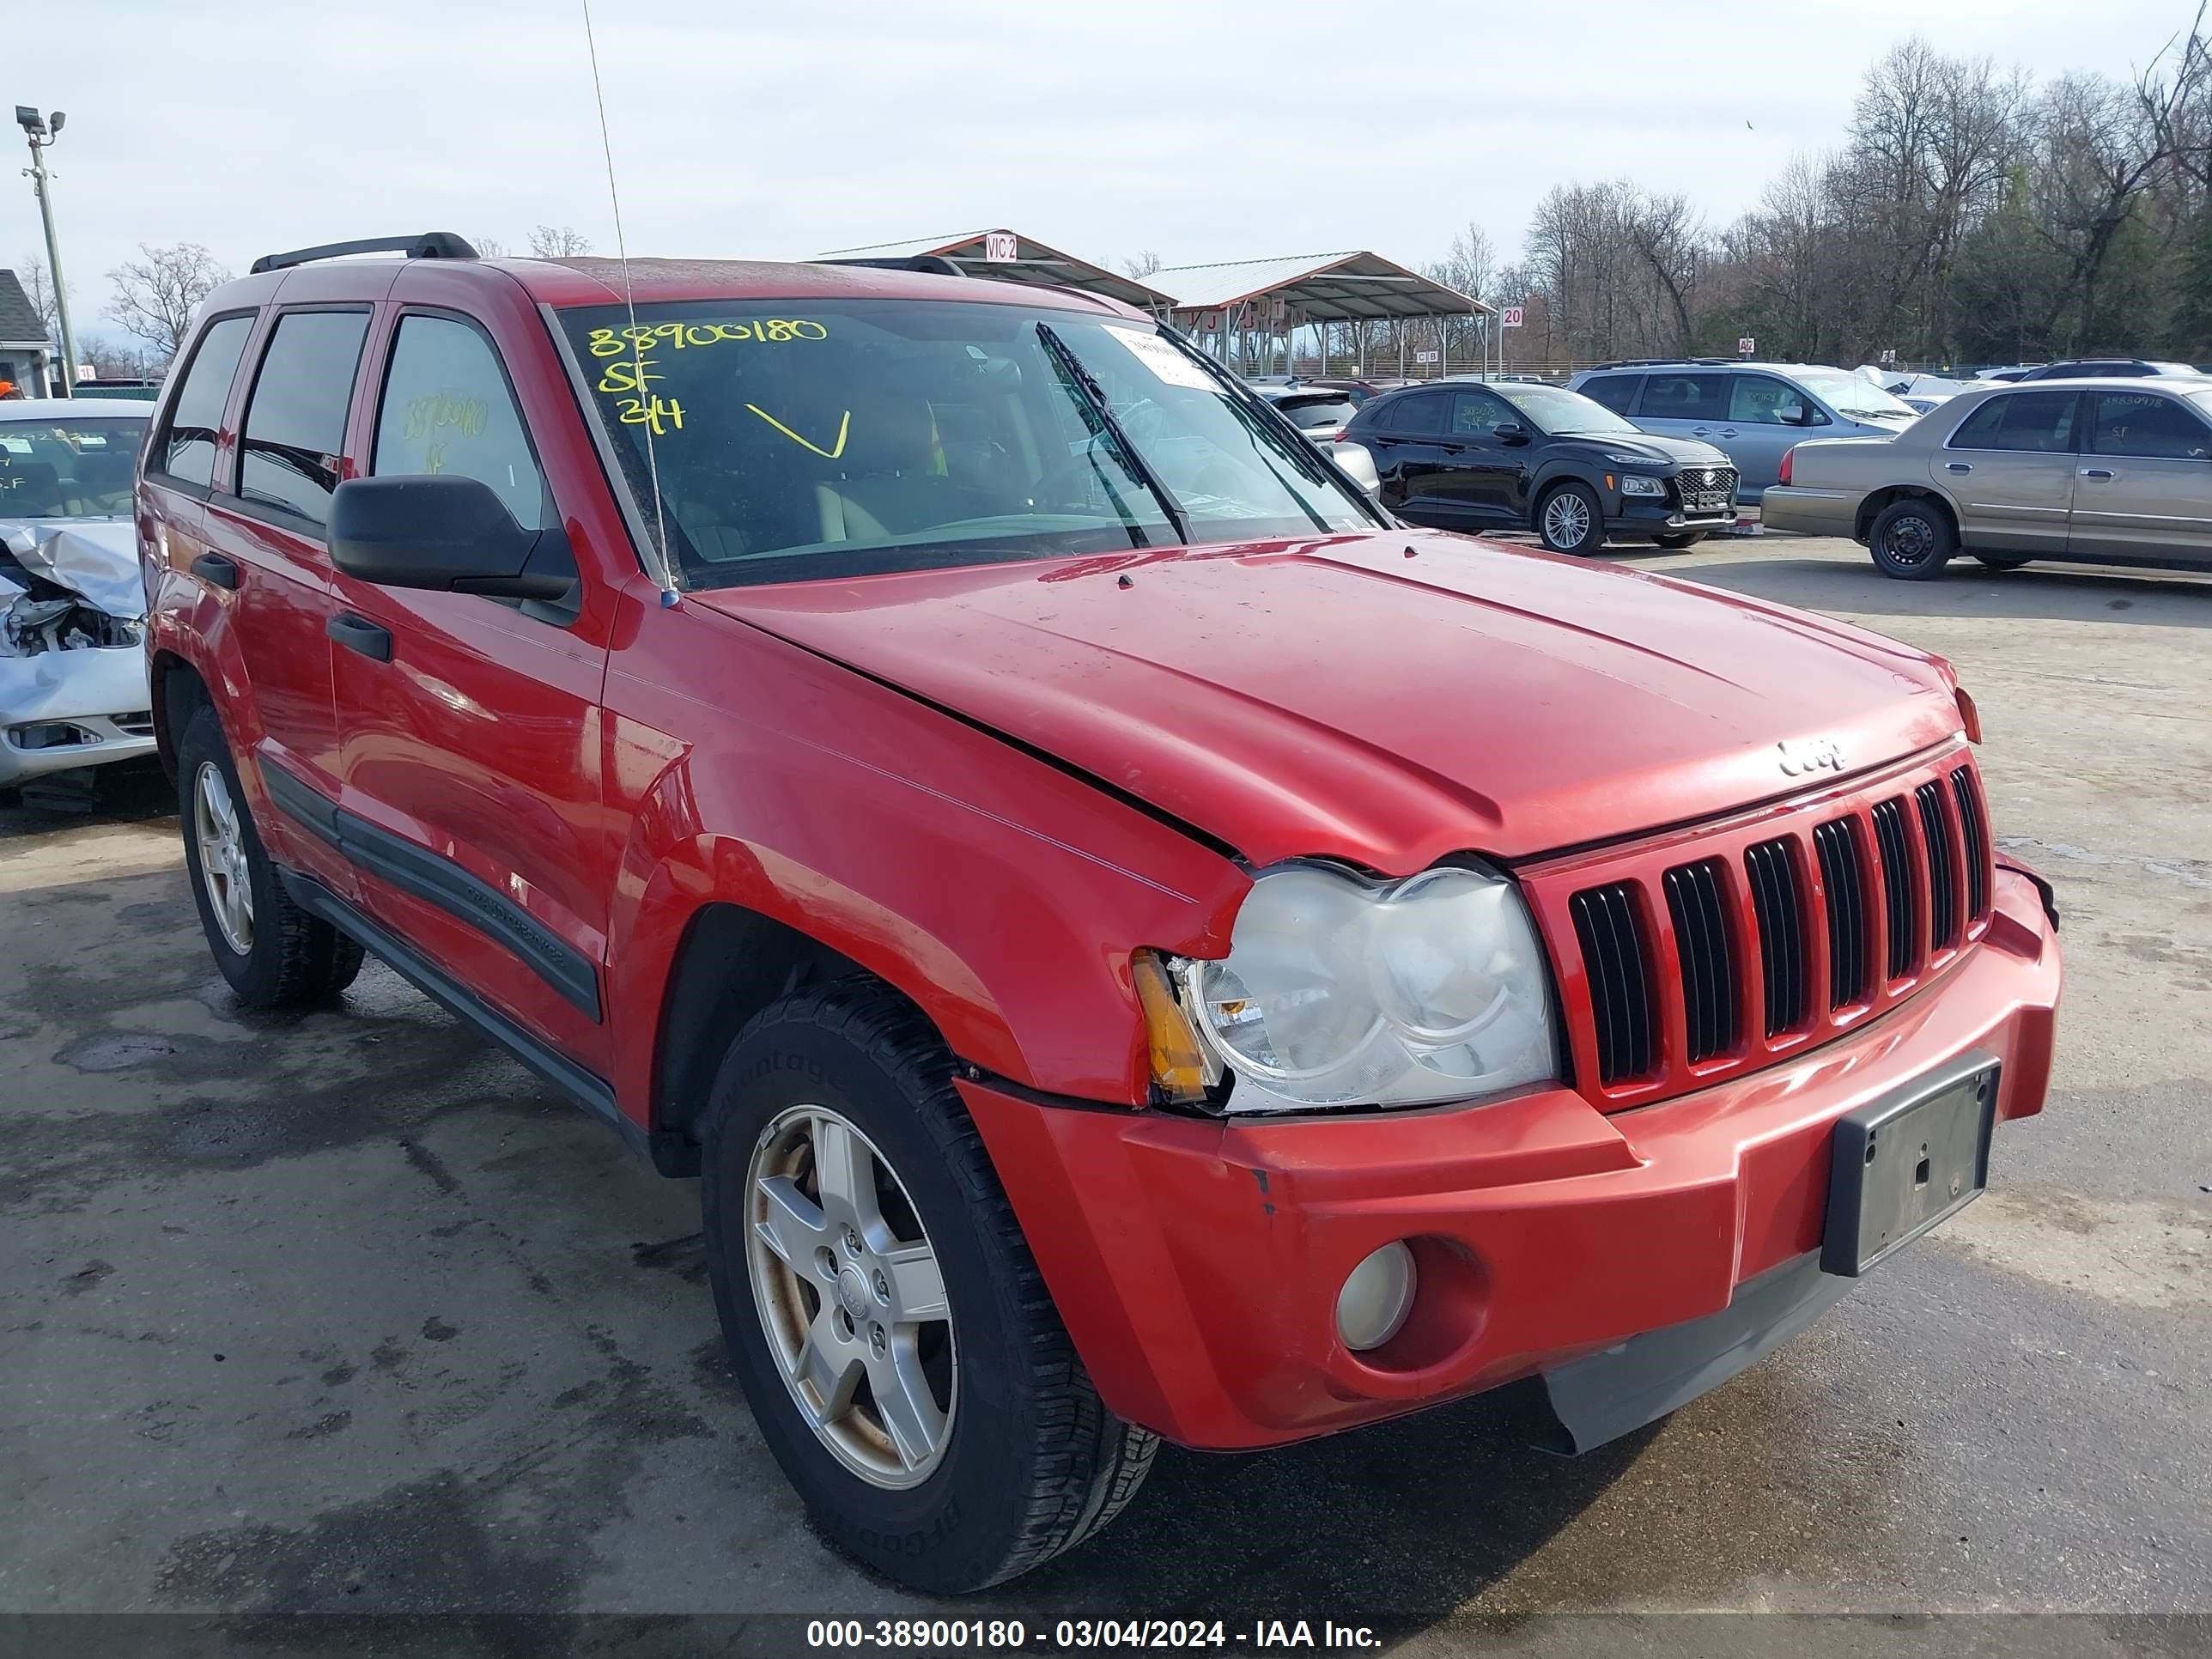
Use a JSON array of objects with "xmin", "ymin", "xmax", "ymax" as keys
[{"xmin": 1761, "ymin": 377, "xmax": 2212, "ymax": 578}]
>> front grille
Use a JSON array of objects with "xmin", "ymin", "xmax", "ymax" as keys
[
  {"xmin": 1673, "ymin": 465, "xmax": 1737, "ymax": 514},
  {"xmin": 1569, "ymin": 883, "xmax": 1656, "ymax": 1085},
  {"xmin": 1529, "ymin": 752, "xmax": 1994, "ymax": 1110},
  {"xmin": 1743, "ymin": 837, "xmax": 1808, "ymax": 1036},
  {"xmin": 1813, "ymin": 817, "xmax": 1870, "ymax": 1007},
  {"xmin": 1663, "ymin": 860, "xmax": 1737, "ymax": 1062},
  {"xmin": 1916, "ymin": 781, "xmax": 1960, "ymax": 949},
  {"xmin": 1870, "ymin": 798, "xmax": 1917, "ymax": 980}
]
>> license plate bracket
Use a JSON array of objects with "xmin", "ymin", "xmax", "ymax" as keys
[{"xmin": 1821, "ymin": 1052, "xmax": 1999, "ymax": 1278}]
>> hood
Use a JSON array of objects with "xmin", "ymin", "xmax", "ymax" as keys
[
  {"xmin": 0, "ymin": 519, "xmax": 143, "ymax": 618},
  {"xmin": 695, "ymin": 531, "xmax": 1964, "ymax": 872},
  {"xmin": 1564, "ymin": 432, "xmax": 1731, "ymax": 468}
]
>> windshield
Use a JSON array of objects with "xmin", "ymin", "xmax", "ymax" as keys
[
  {"xmin": 0, "ymin": 416, "xmax": 149, "ymax": 519},
  {"xmin": 559, "ymin": 301, "xmax": 1381, "ymax": 588},
  {"xmin": 1794, "ymin": 370, "xmax": 1917, "ymax": 420},
  {"xmin": 1500, "ymin": 384, "xmax": 1637, "ymax": 435}
]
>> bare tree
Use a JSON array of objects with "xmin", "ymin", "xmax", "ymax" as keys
[
  {"xmin": 82, "ymin": 337, "xmax": 158, "ymax": 380},
  {"xmin": 106, "ymin": 243, "xmax": 231, "ymax": 361},
  {"xmin": 527, "ymin": 224, "xmax": 593, "ymax": 258},
  {"xmin": 1123, "ymin": 250, "xmax": 1163, "ymax": 279},
  {"xmin": 473, "ymin": 234, "xmax": 507, "ymax": 258},
  {"xmin": 17, "ymin": 254, "xmax": 63, "ymax": 349}
]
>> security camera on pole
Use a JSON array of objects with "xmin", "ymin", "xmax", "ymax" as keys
[{"xmin": 16, "ymin": 106, "xmax": 79, "ymax": 398}]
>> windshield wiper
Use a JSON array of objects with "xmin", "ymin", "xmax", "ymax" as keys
[{"xmin": 1035, "ymin": 322, "xmax": 1192, "ymax": 547}]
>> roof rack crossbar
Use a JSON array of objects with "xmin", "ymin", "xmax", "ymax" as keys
[
  {"xmin": 811, "ymin": 254, "xmax": 967, "ymax": 277},
  {"xmin": 250, "ymin": 232, "xmax": 480, "ymax": 276}
]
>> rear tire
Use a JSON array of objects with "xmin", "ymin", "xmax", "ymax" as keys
[
  {"xmin": 1536, "ymin": 481, "xmax": 1606, "ymax": 555},
  {"xmin": 1654, "ymin": 532, "xmax": 1706, "ymax": 550},
  {"xmin": 698, "ymin": 982, "xmax": 1155, "ymax": 1593},
  {"xmin": 1867, "ymin": 497, "xmax": 1957, "ymax": 580},
  {"xmin": 178, "ymin": 705, "xmax": 365, "ymax": 1008}
]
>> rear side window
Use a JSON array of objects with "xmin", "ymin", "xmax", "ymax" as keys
[
  {"xmin": 1640, "ymin": 374, "xmax": 1729, "ymax": 420},
  {"xmin": 2087, "ymin": 392, "xmax": 2212, "ymax": 459},
  {"xmin": 238, "ymin": 309, "xmax": 371, "ymax": 526},
  {"xmin": 1581, "ymin": 374, "xmax": 1643, "ymax": 414},
  {"xmin": 155, "ymin": 314, "xmax": 254, "ymax": 489},
  {"xmin": 1948, "ymin": 392, "xmax": 2078, "ymax": 453},
  {"xmin": 1382, "ymin": 392, "xmax": 1445, "ymax": 435},
  {"xmin": 373, "ymin": 314, "xmax": 545, "ymax": 531}
]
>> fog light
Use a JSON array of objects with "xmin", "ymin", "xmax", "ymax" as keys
[{"xmin": 1335, "ymin": 1242, "xmax": 1417, "ymax": 1352}]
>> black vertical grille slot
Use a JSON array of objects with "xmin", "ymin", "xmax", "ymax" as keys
[
  {"xmin": 1916, "ymin": 781, "xmax": 1960, "ymax": 947},
  {"xmin": 1953, "ymin": 770, "xmax": 1990, "ymax": 920},
  {"xmin": 1743, "ymin": 837, "xmax": 1808, "ymax": 1036},
  {"xmin": 1569, "ymin": 883, "xmax": 1656, "ymax": 1085},
  {"xmin": 1870, "ymin": 798, "xmax": 1917, "ymax": 979},
  {"xmin": 1813, "ymin": 817, "xmax": 1869, "ymax": 1008},
  {"xmin": 1663, "ymin": 860, "xmax": 1737, "ymax": 1063}
]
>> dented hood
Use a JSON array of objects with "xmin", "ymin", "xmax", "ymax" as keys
[
  {"xmin": 1, "ymin": 519, "xmax": 143, "ymax": 617},
  {"xmin": 695, "ymin": 531, "xmax": 1966, "ymax": 871}
]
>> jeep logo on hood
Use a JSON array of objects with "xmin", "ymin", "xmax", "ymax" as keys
[{"xmin": 1777, "ymin": 737, "xmax": 1846, "ymax": 776}]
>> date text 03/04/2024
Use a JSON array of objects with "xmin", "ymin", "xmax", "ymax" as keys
[{"xmin": 803, "ymin": 1618, "xmax": 1383, "ymax": 1650}]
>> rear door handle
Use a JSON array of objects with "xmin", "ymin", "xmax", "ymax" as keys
[
  {"xmin": 327, "ymin": 612, "xmax": 392, "ymax": 662},
  {"xmin": 190, "ymin": 552, "xmax": 240, "ymax": 590},
  {"xmin": 1691, "ymin": 427, "xmax": 1712, "ymax": 436},
  {"xmin": 2078, "ymin": 467, "xmax": 2115, "ymax": 480},
  {"xmin": 1718, "ymin": 428, "xmax": 1739, "ymax": 438},
  {"xmin": 1944, "ymin": 461, "xmax": 1973, "ymax": 473}
]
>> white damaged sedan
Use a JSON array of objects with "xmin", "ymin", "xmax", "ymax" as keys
[{"xmin": 0, "ymin": 399, "xmax": 155, "ymax": 793}]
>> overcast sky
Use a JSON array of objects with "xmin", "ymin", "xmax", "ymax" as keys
[{"xmin": 9, "ymin": 0, "xmax": 2205, "ymax": 340}]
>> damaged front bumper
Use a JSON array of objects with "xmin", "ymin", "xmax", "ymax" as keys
[{"xmin": 1, "ymin": 520, "xmax": 154, "ymax": 788}]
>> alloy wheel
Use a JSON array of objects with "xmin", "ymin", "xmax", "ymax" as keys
[
  {"xmin": 192, "ymin": 761, "xmax": 254, "ymax": 956},
  {"xmin": 1543, "ymin": 491, "xmax": 1591, "ymax": 548},
  {"xmin": 744, "ymin": 1103, "xmax": 957, "ymax": 1489}
]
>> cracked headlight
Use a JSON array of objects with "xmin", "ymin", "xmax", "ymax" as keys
[
  {"xmin": 1172, "ymin": 862, "xmax": 1559, "ymax": 1113},
  {"xmin": 1616, "ymin": 473, "xmax": 1667, "ymax": 497}
]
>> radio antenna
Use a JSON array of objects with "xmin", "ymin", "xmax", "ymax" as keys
[{"xmin": 580, "ymin": 0, "xmax": 679, "ymax": 606}]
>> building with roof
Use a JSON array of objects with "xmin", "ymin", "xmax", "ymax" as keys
[
  {"xmin": 1152, "ymin": 250, "xmax": 1490, "ymax": 377},
  {"xmin": 815, "ymin": 228, "xmax": 1175, "ymax": 312},
  {"xmin": 0, "ymin": 270, "xmax": 58, "ymax": 399}
]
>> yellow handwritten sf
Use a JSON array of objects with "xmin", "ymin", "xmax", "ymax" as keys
[{"xmin": 745, "ymin": 404, "xmax": 850, "ymax": 459}]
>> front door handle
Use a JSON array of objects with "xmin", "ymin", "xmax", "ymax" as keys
[
  {"xmin": 1718, "ymin": 428, "xmax": 1739, "ymax": 438},
  {"xmin": 327, "ymin": 612, "xmax": 392, "ymax": 662},
  {"xmin": 190, "ymin": 552, "xmax": 240, "ymax": 590},
  {"xmin": 2078, "ymin": 467, "xmax": 2116, "ymax": 481},
  {"xmin": 1691, "ymin": 427, "xmax": 1712, "ymax": 436},
  {"xmin": 1945, "ymin": 461, "xmax": 1973, "ymax": 473}
]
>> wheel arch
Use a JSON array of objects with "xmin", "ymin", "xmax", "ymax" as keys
[{"xmin": 1855, "ymin": 483, "xmax": 1960, "ymax": 544}]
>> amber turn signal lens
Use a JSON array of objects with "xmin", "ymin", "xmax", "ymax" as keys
[
  {"xmin": 1956, "ymin": 685, "xmax": 1983, "ymax": 743},
  {"xmin": 1133, "ymin": 951, "xmax": 1210, "ymax": 1105}
]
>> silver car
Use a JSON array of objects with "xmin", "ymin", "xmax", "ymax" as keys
[
  {"xmin": 1569, "ymin": 361, "xmax": 1919, "ymax": 501},
  {"xmin": 1253, "ymin": 385, "xmax": 1382, "ymax": 495},
  {"xmin": 1, "ymin": 398, "xmax": 157, "ymax": 793}
]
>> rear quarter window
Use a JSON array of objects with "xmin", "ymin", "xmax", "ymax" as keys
[{"xmin": 152, "ymin": 313, "xmax": 256, "ymax": 490}]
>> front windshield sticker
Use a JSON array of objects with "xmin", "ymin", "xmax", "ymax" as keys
[{"xmin": 1103, "ymin": 325, "xmax": 1217, "ymax": 391}]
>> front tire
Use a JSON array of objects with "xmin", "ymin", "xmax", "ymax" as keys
[
  {"xmin": 1536, "ymin": 481, "xmax": 1605, "ymax": 555},
  {"xmin": 699, "ymin": 984, "xmax": 1155, "ymax": 1593},
  {"xmin": 1867, "ymin": 498, "xmax": 1957, "ymax": 580},
  {"xmin": 177, "ymin": 704, "xmax": 365, "ymax": 1008}
]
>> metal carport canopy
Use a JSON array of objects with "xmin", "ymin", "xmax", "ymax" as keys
[
  {"xmin": 813, "ymin": 228, "xmax": 1175, "ymax": 312},
  {"xmin": 1153, "ymin": 251, "xmax": 1489, "ymax": 323}
]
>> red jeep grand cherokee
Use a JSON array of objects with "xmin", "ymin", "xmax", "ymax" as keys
[{"xmin": 138, "ymin": 235, "xmax": 2062, "ymax": 1593}]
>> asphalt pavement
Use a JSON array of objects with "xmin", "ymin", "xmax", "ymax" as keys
[{"xmin": 1, "ymin": 535, "xmax": 2206, "ymax": 1656}]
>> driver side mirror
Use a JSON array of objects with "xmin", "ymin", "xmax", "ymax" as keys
[
  {"xmin": 1778, "ymin": 403, "xmax": 1811, "ymax": 426},
  {"xmin": 1492, "ymin": 421, "xmax": 1529, "ymax": 445},
  {"xmin": 329, "ymin": 475, "xmax": 572, "ymax": 600}
]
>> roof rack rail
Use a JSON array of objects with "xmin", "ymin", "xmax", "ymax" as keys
[
  {"xmin": 1592, "ymin": 356, "xmax": 1741, "ymax": 370},
  {"xmin": 811, "ymin": 254, "xmax": 968, "ymax": 277},
  {"xmin": 250, "ymin": 232, "xmax": 480, "ymax": 276}
]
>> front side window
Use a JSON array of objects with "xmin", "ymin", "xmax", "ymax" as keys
[
  {"xmin": 1948, "ymin": 392, "xmax": 2078, "ymax": 453},
  {"xmin": 239, "ymin": 310, "xmax": 371, "ymax": 526},
  {"xmin": 1729, "ymin": 374, "xmax": 1806, "ymax": 425},
  {"xmin": 1447, "ymin": 388, "xmax": 1516, "ymax": 434},
  {"xmin": 155, "ymin": 313, "xmax": 253, "ymax": 489},
  {"xmin": 1579, "ymin": 374, "xmax": 1642, "ymax": 414},
  {"xmin": 373, "ymin": 314, "xmax": 545, "ymax": 530},
  {"xmin": 0, "ymin": 415, "xmax": 149, "ymax": 518},
  {"xmin": 2088, "ymin": 392, "xmax": 2212, "ymax": 459},
  {"xmin": 1639, "ymin": 374, "xmax": 1729, "ymax": 421},
  {"xmin": 562, "ymin": 301, "xmax": 1379, "ymax": 588}
]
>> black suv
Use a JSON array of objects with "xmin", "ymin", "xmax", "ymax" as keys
[{"xmin": 1345, "ymin": 380, "xmax": 1738, "ymax": 554}]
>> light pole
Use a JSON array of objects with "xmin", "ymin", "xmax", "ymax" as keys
[{"xmin": 16, "ymin": 106, "xmax": 79, "ymax": 398}]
